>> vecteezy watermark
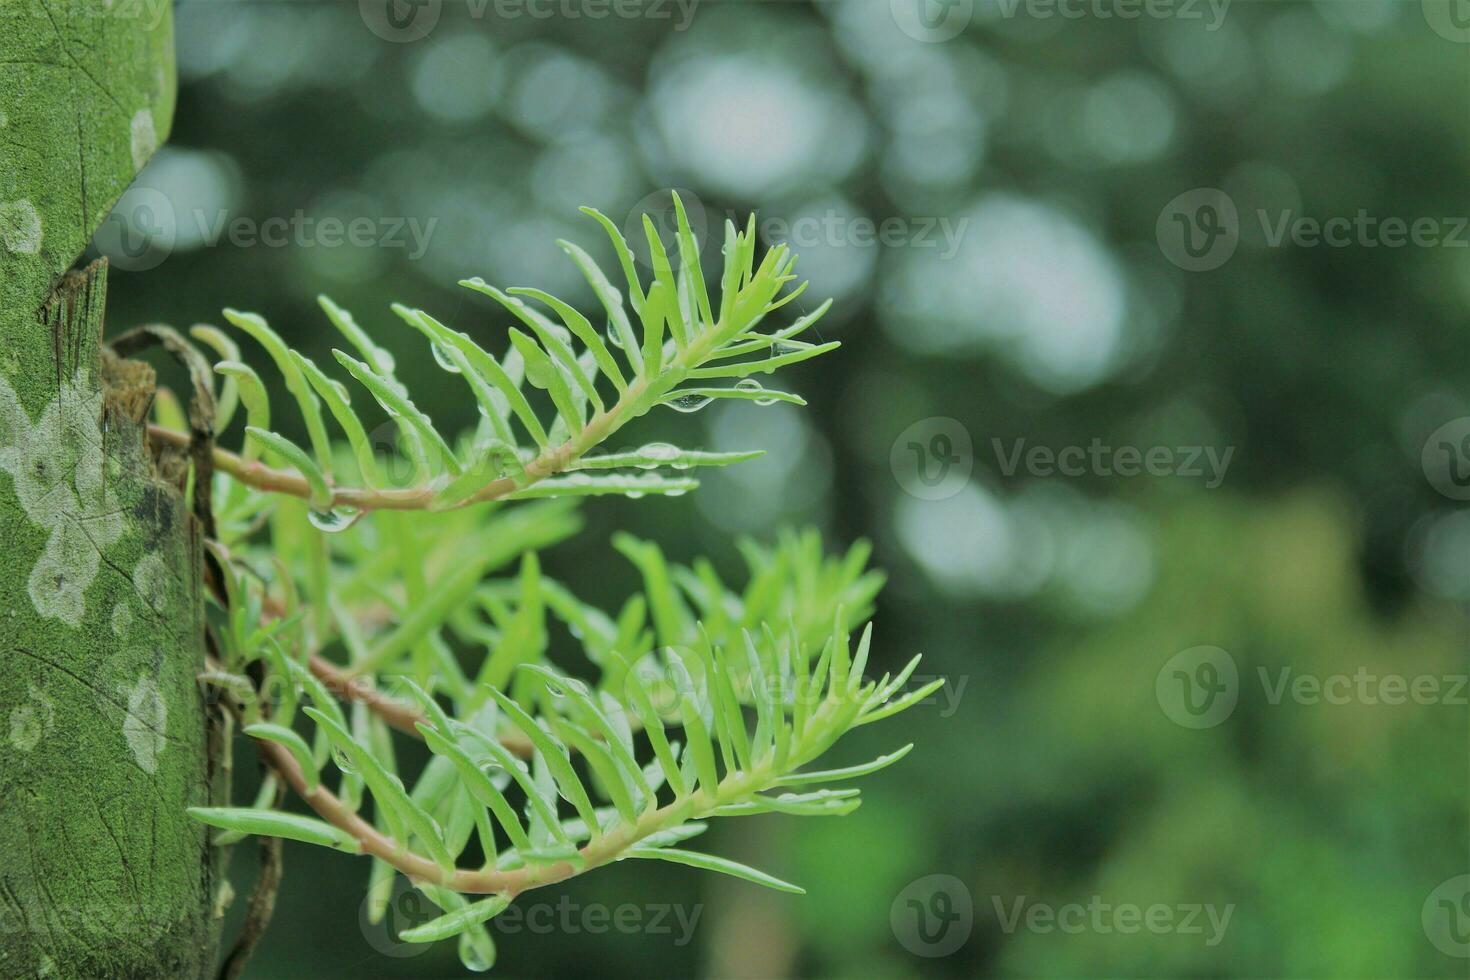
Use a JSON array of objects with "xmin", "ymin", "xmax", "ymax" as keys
[
  {"xmin": 985, "ymin": 0, "xmax": 1230, "ymax": 29},
  {"xmin": 891, "ymin": 418, "xmax": 975, "ymax": 501},
  {"xmin": 1156, "ymin": 646, "xmax": 1238, "ymax": 729},
  {"xmin": 992, "ymin": 895, "xmax": 1234, "ymax": 946},
  {"xmin": 1157, "ymin": 647, "xmax": 1470, "ymax": 729},
  {"xmin": 493, "ymin": 896, "xmax": 702, "ymax": 944},
  {"xmin": 360, "ymin": 0, "xmax": 700, "ymax": 43},
  {"xmin": 624, "ymin": 190, "xmax": 970, "ymax": 272},
  {"xmin": 1423, "ymin": 875, "xmax": 1470, "ymax": 958},
  {"xmin": 361, "ymin": 877, "xmax": 703, "ymax": 956},
  {"xmin": 1423, "ymin": 0, "xmax": 1470, "ymax": 43},
  {"xmin": 1156, "ymin": 188, "xmax": 1239, "ymax": 272},
  {"xmin": 891, "ymin": 874, "xmax": 974, "ymax": 957},
  {"xmin": 891, "ymin": 0, "xmax": 975, "ymax": 42},
  {"xmin": 1158, "ymin": 188, "xmax": 1470, "ymax": 272},
  {"xmin": 992, "ymin": 438, "xmax": 1234, "ymax": 489},
  {"xmin": 761, "ymin": 212, "xmax": 969, "ymax": 261},
  {"xmin": 1422, "ymin": 417, "xmax": 1470, "ymax": 501},
  {"xmin": 93, "ymin": 193, "xmax": 438, "ymax": 272}
]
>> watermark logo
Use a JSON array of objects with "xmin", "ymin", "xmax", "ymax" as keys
[
  {"xmin": 1423, "ymin": 0, "xmax": 1470, "ymax": 43},
  {"xmin": 1157, "ymin": 188, "xmax": 1238, "ymax": 272},
  {"xmin": 985, "ymin": 0, "xmax": 1229, "ymax": 29},
  {"xmin": 1156, "ymin": 645, "xmax": 1238, "ymax": 729},
  {"xmin": 624, "ymin": 187, "xmax": 708, "ymax": 272},
  {"xmin": 359, "ymin": 877, "xmax": 703, "ymax": 953},
  {"xmin": 993, "ymin": 437, "xmax": 1233, "ymax": 488},
  {"xmin": 1161, "ymin": 188, "xmax": 1470, "ymax": 270},
  {"xmin": 94, "ymin": 186, "xmax": 176, "ymax": 272},
  {"xmin": 93, "ymin": 195, "xmax": 439, "ymax": 272},
  {"xmin": 891, "ymin": 874, "xmax": 973, "ymax": 957},
  {"xmin": 359, "ymin": 0, "xmax": 442, "ymax": 42},
  {"xmin": 359, "ymin": 874, "xmax": 435, "ymax": 957},
  {"xmin": 1423, "ymin": 875, "xmax": 1470, "ymax": 957},
  {"xmin": 993, "ymin": 895, "xmax": 1233, "ymax": 945},
  {"xmin": 1422, "ymin": 417, "xmax": 1470, "ymax": 501},
  {"xmin": 891, "ymin": 417, "xmax": 974, "ymax": 501},
  {"xmin": 891, "ymin": 0, "xmax": 974, "ymax": 41}
]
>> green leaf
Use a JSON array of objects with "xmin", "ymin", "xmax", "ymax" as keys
[
  {"xmin": 245, "ymin": 427, "xmax": 331, "ymax": 509},
  {"xmin": 504, "ymin": 473, "xmax": 697, "ymax": 500},
  {"xmin": 858, "ymin": 676, "xmax": 945, "ymax": 726},
  {"xmin": 687, "ymin": 341, "xmax": 841, "ymax": 380},
  {"xmin": 187, "ymin": 807, "xmax": 361, "ymax": 853},
  {"xmin": 622, "ymin": 847, "xmax": 804, "ymax": 894},
  {"xmin": 776, "ymin": 744, "xmax": 914, "ymax": 786},
  {"xmin": 224, "ymin": 309, "xmax": 334, "ymax": 476},
  {"xmin": 189, "ymin": 325, "xmax": 241, "ymax": 431},
  {"xmin": 485, "ymin": 687, "xmax": 601, "ymax": 834},
  {"xmin": 480, "ymin": 286, "xmax": 604, "ymax": 413},
  {"xmin": 214, "ymin": 361, "xmax": 270, "ymax": 455},
  {"xmin": 570, "ymin": 446, "xmax": 762, "ymax": 471},
  {"xmin": 333, "ymin": 349, "xmax": 461, "ymax": 478},
  {"xmin": 550, "ymin": 242, "xmax": 644, "ymax": 375},
  {"xmin": 398, "ymin": 893, "xmax": 512, "ymax": 943},
  {"xmin": 508, "ymin": 327, "xmax": 584, "ymax": 435},
  {"xmin": 306, "ymin": 707, "xmax": 456, "ymax": 874},
  {"xmin": 619, "ymin": 664, "xmax": 688, "ymax": 797},
  {"xmin": 508, "ymin": 286, "xmax": 627, "ymax": 393},
  {"xmin": 244, "ymin": 723, "xmax": 320, "ymax": 792},
  {"xmin": 658, "ymin": 386, "xmax": 806, "ymax": 408},
  {"xmin": 400, "ymin": 304, "xmax": 549, "ymax": 449},
  {"xmin": 578, "ymin": 206, "xmax": 647, "ymax": 316},
  {"xmin": 418, "ymin": 723, "xmax": 533, "ymax": 853},
  {"xmin": 319, "ymin": 295, "xmax": 398, "ymax": 377},
  {"xmin": 290, "ymin": 350, "xmax": 379, "ymax": 485}
]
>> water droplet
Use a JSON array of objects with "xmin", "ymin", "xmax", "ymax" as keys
[
  {"xmin": 372, "ymin": 349, "xmax": 397, "ymax": 375},
  {"xmin": 772, "ymin": 342, "xmax": 799, "ymax": 356},
  {"xmin": 665, "ymin": 487, "xmax": 688, "ymax": 497},
  {"xmin": 625, "ymin": 490, "xmax": 645, "ymax": 499},
  {"xmin": 458, "ymin": 932, "xmax": 494, "ymax": 972},
  {"xmin": 664, "ymin": 393, "xmax": 712, "ymax": 413},
  {"xmin": 431, "ymin": 342, "xmax": 463, "ymax": 374},
  {"xmin": 308, "ymin": 506, "xmax": 362, "ymax": 533},
  {"xmin": 605, "ymin": 324, "xmax": 625, "ymax": 349},
  {"xmin": 331, "ymin": 746, "xmax": 357, "ymax": 775},
  {"xmin": 735, "ymin": 378, "xmax": 778, "ymax": 406},
  {"xmin": 637, "ymin": 442, "xmax": 680, "ymax": 468},
  {"xmin": 523, "ymin": 359, "xmax": 553, "ymax": 389}
]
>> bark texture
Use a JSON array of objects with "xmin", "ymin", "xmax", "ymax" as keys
[{"xmin": 1, "ymin": 3, "xmax": 219, "ymax": 977}]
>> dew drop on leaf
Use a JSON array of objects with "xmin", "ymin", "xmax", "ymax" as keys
[
  {"xmin": 331, "ymin": 745, "xmax": 358, "ymax": 775},
  {"xmin": 605, "ymin": 324, "xmax": 625, "ymax": 349},
  {"xmin": 664, "ymin": 393, "xmax": 713, "ymax": 413},
  {"xmin": 431, "ymin": 342, "xmax": 463, "ymax": 375},
  {"xmin": 458, "ymin": 931, "xmax": 493, "ymax": 973},
  {"xmin": 735, "ymin": 378, "xmax": 778, "ymax": 406},
  {"xmin": 308, "ymin": 506, "xmax": 362, "ymax": 534},
  {"xmin": 637, "ymin": 442, "xmax": 680, "ymax": 468}
]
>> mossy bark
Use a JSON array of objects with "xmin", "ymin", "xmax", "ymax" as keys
[{"xmin": 1, "ymin": 3, "xmax": 220, "ymax": 977}]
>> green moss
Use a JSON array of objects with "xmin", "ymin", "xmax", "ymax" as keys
[{"xmin": 0, "ymin": 4, "xmax": 216, "ymax": 976}]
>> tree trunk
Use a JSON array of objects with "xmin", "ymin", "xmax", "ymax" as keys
[{"xmin": 1, "ymin": 3, "xmax": 220, "ymax": 977}]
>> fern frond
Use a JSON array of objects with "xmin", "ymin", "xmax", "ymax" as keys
[
  {"xmin": 152, "ymin": 196, "xmax": 835, "ymax": 516},
  {"xmin": 177, "ymin": 204, "xmax": 936, "ymax": 974}
]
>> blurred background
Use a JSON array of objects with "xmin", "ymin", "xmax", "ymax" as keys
[{"xmin": 96, "ymin": 0, "xmax": 1468, "ymax": 975}]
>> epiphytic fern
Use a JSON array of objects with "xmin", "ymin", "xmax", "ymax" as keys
[{"xmin": 170, "ymin": 197, "xmax": 940, "ymax": 972}]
